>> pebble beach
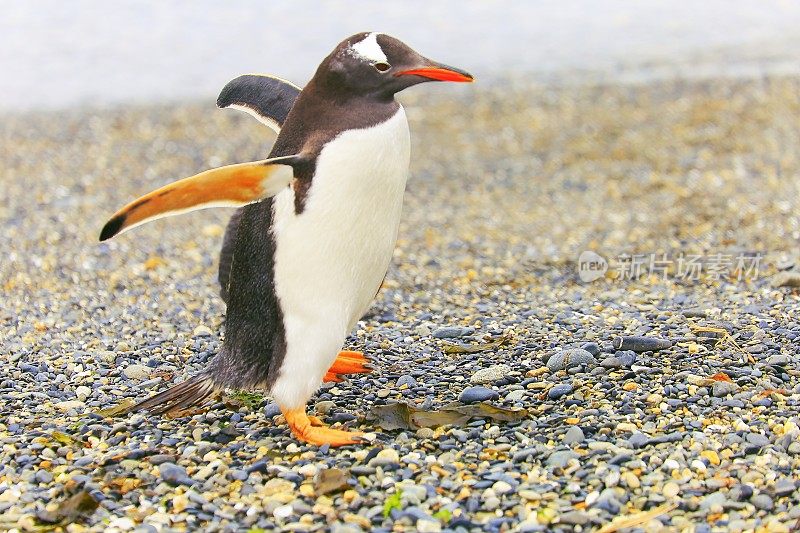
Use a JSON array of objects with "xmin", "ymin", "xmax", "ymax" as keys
[{"xmin": 2, "ymin": 75, "xmax": 800, "ymax": 531}]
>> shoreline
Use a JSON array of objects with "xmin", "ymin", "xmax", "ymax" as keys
[{"xmin": 3, "ymin": 57, "xmax": 800, "ymax": 117}]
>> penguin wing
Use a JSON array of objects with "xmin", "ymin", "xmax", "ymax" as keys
[
  {"xmin": 216, "ymin": 74, "xmax": 301, "ymax": 133},
  {"xmin": 99, "ymin": 154, "xmax": 301, "ymax": 241}
]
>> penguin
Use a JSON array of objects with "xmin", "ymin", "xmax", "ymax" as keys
[{"xmin": 99, "ymin": 32, "xmax": 473, "ymax": 446}]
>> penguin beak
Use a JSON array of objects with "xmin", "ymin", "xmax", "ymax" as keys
[{"xmin": 395, "ymin": 61, "xmax": 474, "ymax": 83}]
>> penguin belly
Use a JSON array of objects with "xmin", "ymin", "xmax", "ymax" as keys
[{"xmin": 269, "ymin": 106, "xmax": 410, "ymax": 409}]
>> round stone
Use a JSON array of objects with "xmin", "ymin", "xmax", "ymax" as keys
[
  {"xmin": 470, "ymin": 364, "xmax": 512, "ymax": 384},
  {"xmin": 459, "ymin": 386, "xmax": 499, "ymax": 403},
  {"xmin": 546, "ymin": 349, "xmax": 597, "ymax": 372},
  {"xmin": 548, "ymin": 384, "xmax": 573, "ymax": 400},
  {"xmin": 563, "ymin": 426, "xmax": 585, "ymax": 445},
  {"xmin": 663, "ymin": 482, "xmax": 680, "ymax": 498},
  {"xmin": 123, "ymin": 364, "xmax": 152, "ymax": 380}
]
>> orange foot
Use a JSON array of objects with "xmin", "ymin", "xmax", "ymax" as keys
[
  {"xmin": 283, "ymin": 407, "xmax": 364, "ymax": 447},
  {"xmin": 323, "ymin": 350, "xmax": 373, "ymax": 383}
]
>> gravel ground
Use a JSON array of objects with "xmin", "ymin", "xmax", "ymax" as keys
[{"xmin": 2, "ymin": 76, "xmax": 800, "ymax": 532}]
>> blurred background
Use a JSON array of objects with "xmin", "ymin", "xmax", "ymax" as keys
[
  {"xmin": 2, "ymin": 0, "xmax": 800, "ymax": 110},
  {"xmin": 4, "ymin": 0, "xmax": 800, "ymax": 286}
]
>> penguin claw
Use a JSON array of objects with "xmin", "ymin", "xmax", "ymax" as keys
[
  {"xmin": 282, "ymin": 408, "xmax": 364, "ymax": 447},
  {"xmin": 322, "ymin": 371, "xmax": 344, "ymax": 383},
  {"xmin": 326, "ymin": 350, "xmax": 373, "ymax": 376}
]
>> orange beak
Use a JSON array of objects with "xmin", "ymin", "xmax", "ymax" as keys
[{"xmin": 395, "ymin": 64, "xmax": 474, "ymax": 83}]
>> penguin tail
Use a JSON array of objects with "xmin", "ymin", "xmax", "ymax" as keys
[{"xmin": 126, "ymin": 372, "xmax": 219, "ymax": 416}]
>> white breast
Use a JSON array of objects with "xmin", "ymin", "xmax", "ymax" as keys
[{"xmin": 268, "ymin": 106, "xmax": 410, "ymax": 409}]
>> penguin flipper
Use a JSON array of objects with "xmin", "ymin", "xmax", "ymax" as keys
[
  {"xmin": 217, "ymin": 74, "xmax": 301, "ymax": 133},
  {"xmin": 216, "ymin": 76, "xmax": 300, "ymax": 299},
  {"xmin": 99, "ymin": 154, "xmax": 301, "ymax": 241}
]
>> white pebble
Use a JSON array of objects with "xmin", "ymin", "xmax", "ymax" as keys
[
  {"xmin": 662, "ymin": 459, "xmax": 680, "ymax": 471},
  {"xmin": 492, "ymin": 480, "xmax": 513, "ymax": 495},
  {"xmin": 273, "ymin": 504, "xmax": 293, "ymax": 519},
  {"xmin": 75, "ymin": 386, "xmax": 91, "ymax": 400},
  {"xmin": 604, "ymin": 470, "xmax": 620, "ymax": 487},
  {"xmin": 584, "ymin": 490, "xmax": 600, "ymax": 506},
  {"xmin": 298, "ymin": 464, "xmax": 317, "ymax": 477},
  {"xmin": 54, "ymin": 400, "xmax": 85, "ymax": 412},
  {"xmin": 417, "ymin": 519, "xmax": 442, "ymax": 533}
]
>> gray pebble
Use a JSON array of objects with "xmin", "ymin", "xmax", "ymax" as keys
[
  {"xmin": 613, "ymin": 336, "xmax": 672, "ymax": 352},
  {"xmin": 563, "ymin": 426, "xmax": 585, "ymax": 445},
  {"xmin": 264, "ymin": 402, "xmax": 282, "ymax": 418},
  {"xmin": 614, "ymin": 350, "xmax": 637, "ymax": 367},
  {"xmin": 774, "ymin": 478, "xmax": 797, "ymax": 496},
  {"xmin": 752, "ymin": 494, "xmax": 773, "ymax": 510},
  {"xmin": 512, "ymin": 448, "xmax": 538, "ymax": 463},
  {"xmin": 700, "ymin": 491, "xmax": 727, "ymax": 510},
  {"xmin": 711, "ymin": 381, "xmax": 740, "ymax": 397},
  {"xmin": 228, "ymin": 469, "xmax": 248, "ymax": 481},
  {"xmin": 580, "ymin": 342, "xmax": 601, "ymax": 356},
  {"xmin": 483, "ymin": 496, "xmax": 500, "ymax": 511},
  {"xmin": 396, "ymin": 375, "xmax": 418, "ymax": 387},
  {"xmin": 628, "ymin": 432, "xmax": 649, "ymax": 449},
  {"xmin": 548, "ymin": 384, "xmax": 573, "ymax": 400},
  {"xmin": 505, "ymin": 389, "xmax": 526, "ymax": 401},
  {"xmin": 331, "ymin": 524, "xmax": 362, "ymax": 533},
  {"xmin": 729, "ymin": 484, "xmax": 753, "ymax": 501},
  {"xmin": 594, "ymin": 491, "xmax": 621, "ymax": 514},
  {"xmin": 558, "ymin": 511, "xmax": 590, "ymax": 525},
  {"xmin": 765, "ymin": 354, "xmax": 790, "ymax": 365},
  {"xmin": 432, "ymin": 326, "xmax": 473, "ymax": 339},
  {"xmin": 745, "ymin": 433, "xmax": 770, "ymax": 447},
  {"xmin": 546, "ymin": 349, "xmax": 596, "ymax": 372},
  {"xmin": 459, "ymin": 386, "xmax": 499, "ymax": 403},
  {"xmin": 148, "ymin": 454, "xmax": 176, "ymax": 465},
  {"xmin": 159, "ymin": 463, "xmax": 193, "ymax": 486},
  {"xmin": 547, "ymin": 450, "xmax": 578, "ymax": 469},
  {"xmin": 35, "ymin": 470, "xmax": 53, "ymax": 484},
  {"xmin": 600, "ymin": 356, "xmax": 624, "ymax": 369}
]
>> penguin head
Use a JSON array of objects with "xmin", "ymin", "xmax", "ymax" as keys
[{"xmin": 318, "ymin": 32, "xmax": 473, "ymax": 99}]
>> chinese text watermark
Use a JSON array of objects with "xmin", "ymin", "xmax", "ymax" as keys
[{"xmin": 578, "ymin": 251, "xmax": 761, "ymax": 283}]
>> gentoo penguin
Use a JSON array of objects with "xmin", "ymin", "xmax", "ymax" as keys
[{"xmin": 99, "ymin": 32, "xmax": 473, "ymax": 446}]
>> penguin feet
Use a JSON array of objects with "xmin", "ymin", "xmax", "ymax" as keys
[
  {"xmin": 282, "ymin": 407, "xmax": 364, "ymax": 447},
  {"xmin": 323, "ymin": 350, "xmax": 373, "ymax": 383}
]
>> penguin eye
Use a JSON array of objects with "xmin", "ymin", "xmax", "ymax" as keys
[{"xmin": 374, "ymin": 62, "xmax": 391, "ymax": 72}]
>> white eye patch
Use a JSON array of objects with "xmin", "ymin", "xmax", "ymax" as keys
[{"xmin": 349, "ymin": 32, "xmax": 387, "ymax": 63}]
